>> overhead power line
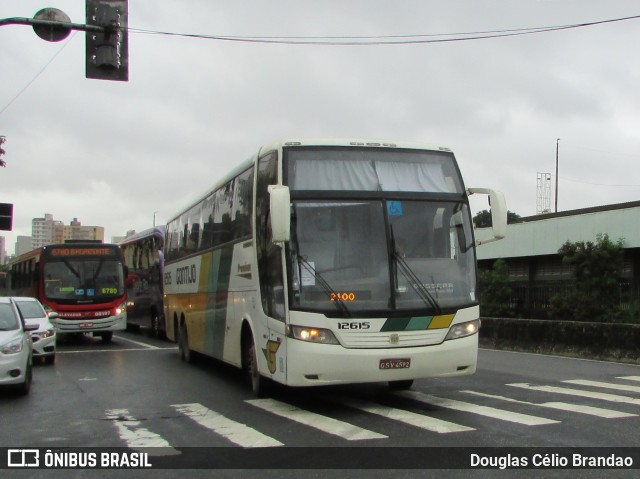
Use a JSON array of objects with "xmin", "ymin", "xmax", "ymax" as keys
[{"xmin": 128, "ymin": 14, "xmax": 640, "ymax": 46}]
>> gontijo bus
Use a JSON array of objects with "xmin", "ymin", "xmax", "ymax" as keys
[
  {"xmin": 163, "ymin": 139, "xmax": 506, "ymax": 395},
  {"xmin": 8, "ymin": 242, "xmax": 127, "ymax": 343}
]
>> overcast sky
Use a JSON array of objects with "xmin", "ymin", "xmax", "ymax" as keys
[{"xmin": 1, "ymin": 1, "xmax": 639, "ymax": 255}]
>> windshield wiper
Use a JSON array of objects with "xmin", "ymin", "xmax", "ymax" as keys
[
  {"xmin": 297, "ymin": 255, "xmax": 351, "ymax": 317},
  {"xmin": 390, "ymin": 225, "xmax": 442, "ymax": 314}
]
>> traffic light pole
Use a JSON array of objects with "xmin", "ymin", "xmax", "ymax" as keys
[{"xmin": 1, "ymin": 1, "xmax": 128, "ymax": 81}]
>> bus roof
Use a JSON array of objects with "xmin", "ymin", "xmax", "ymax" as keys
[
  {"xmin": 166, "ymin": 139, "xmax": 455, "ymax": 223},
  {"xmin": 118, "ymin": 225, "xmax": 166, "ymax": 246}
]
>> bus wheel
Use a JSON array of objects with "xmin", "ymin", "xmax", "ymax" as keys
[
  {"xmin": 150, "ymin": 313, "xmax": 160, "ymax": 338},
  {"xmin": 388, "ymin": 380, "xmax": 414, "ymax": 391},
  {"xmin": 245, "ymin": 339, "xmax": 268, "ymax": 397},
  {"xmin": 100, "ymin": 332, "xmax": 113, "ymax": 344},
  {"xmin": 179, "ymin": 322, "xmax": 192, "ymax": 363}
]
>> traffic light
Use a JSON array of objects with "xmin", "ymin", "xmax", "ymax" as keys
[
  {"xmin": 86, "ymin": 0, "xmax": 128, "ymax": 81},
  {"xmin": 0, "ymin": 203, "xmax": 13, "ymax": 231}
]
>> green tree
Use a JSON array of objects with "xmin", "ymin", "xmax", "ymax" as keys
[
  {"xmin": 479, "ymin": 259, "xmax": 513, "ymax": 317},
  {"xmin": 550, "ymin": 234, "xmax": 625, "ymax": 322},
  {"xmin": 473, "ymin": 210, "xmax": 521, "ymax": 228}
]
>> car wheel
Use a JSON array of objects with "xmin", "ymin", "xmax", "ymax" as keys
[
  {"xmin": 19, "ymin": 361, "xmax": 33, "ymax": 395},
  {"xmin": 45, "ymin": 354, "xmax": 56, "ymax": 365}
]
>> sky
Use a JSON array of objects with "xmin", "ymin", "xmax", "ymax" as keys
[{"xmin": 1, "ymin": 0, "xmax": 640, "ymax": 256}]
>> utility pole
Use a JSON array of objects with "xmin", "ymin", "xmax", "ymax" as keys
[
  {"xmin": 0, "ymin": 1, "xmax": 128, "ymax": 81},
  {"xmin": 554, "ymin": 138, "xmax": 560, "ymax": 213}
]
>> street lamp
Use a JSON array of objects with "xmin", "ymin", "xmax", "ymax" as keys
[{"xmin": 153, "ymin": 211, "xmax": 159, "ymax": 227}]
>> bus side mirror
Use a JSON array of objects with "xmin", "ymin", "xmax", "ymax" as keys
[
  {"xmin": 268, "ymin": 185, "xmax": 291, "ymax": 243},
  {"xmin": 467, "ymin": 188, "xmax": 507, "ymax": 246}
]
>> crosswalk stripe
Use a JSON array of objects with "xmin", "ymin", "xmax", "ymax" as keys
[
  {"xmin": 394, "ymin": 390, "xmax": 559, "ymax": 425},
  {"xmin": 507, "ymin": 383, "xmax": 640, "ymax": 406},
  {"xmin": 105, "ymin": 409, "xmax": 180, "ymax": 455},
  {"xmin": 462, "ymin": 390, "xmax": 637, "ymax": 419},
  {"xmin": 246, "ymin": 398, "xmax": 387, "ymax": 440},
  {"xmin": 339, "ymin": 397, "xmax": 474, "ymax": 433},
  {"xmin": 563, "ymin": 379, "xmax": 640, "ymax": 394},
  {"xmin": 172, "ymin": 403, "xmax": 283, "ymax": 448},
  {"xmin": 618, "ymin": 376, "xmax": 640, "ymax": 382}
]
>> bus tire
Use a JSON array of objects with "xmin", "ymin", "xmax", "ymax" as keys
[
  {"xmin": 100, "ymin": 332, "xmax": 113, "ymax": 344},
  {"xmin": 179, "ymin": 321, "xmax": 193, "ymax": 363},
  {"xmin": 245, "ymin": 338, "xmax": 268, "ymax": 397},
  {"xmin": 150, "ymin": 312, "xmax": 160, "ymax": 338},
  {"xmin": 388, "ymin": 380, "xmax": 414, "ymax": 391}
]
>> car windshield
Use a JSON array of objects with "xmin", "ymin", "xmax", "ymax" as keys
[
  {"xmin": 0, "ymin": 303, "xmax": 19, "ymax": 330},
  {"xmin": 15, "ymin": 301, "xmax": 47, "ymax": 320}
]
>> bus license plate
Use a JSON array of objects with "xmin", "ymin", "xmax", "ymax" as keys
[
  {"xmin": 79, "ymin": 322, "xmax": 94, "ymax": 329},
  {"xmin": 379, "ymin": 358, "xmax": 411, "ymax": 370}
]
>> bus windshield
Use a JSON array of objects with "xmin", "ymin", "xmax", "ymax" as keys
[
  {"xmin": 288, "ymin": 199, "xmax": 476, "ymax": 316},
  {"xmin": 43, "ymin": 258, "xmax": 125, "ymax": 302}
]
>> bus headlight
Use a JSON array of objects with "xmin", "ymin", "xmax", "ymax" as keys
[
  {"xmin": 289, "ymin": 325, "xmax": 340, "ymax": 345},
  {"xmin": 445, "ymin": 319, "xmax": 480, "ymax": 340},
  {"xmin": 115, "ymin": 302, "xmax": 127, "ymax": 316}
]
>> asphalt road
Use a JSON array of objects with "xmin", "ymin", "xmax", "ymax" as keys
[{"xmin": 2, "ymin": 329, "xmax": 640, "ymax": 478}]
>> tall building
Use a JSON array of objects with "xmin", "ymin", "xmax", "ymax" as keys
[
  {"xmin": 32, "ymin": 213, "xmax": 63, "ymax": 249},
  {"xmin": 15, "ymin": 236, "xmax": 33, "ymax": 257},
  {"xmin": 30, "ymin": 214, "xmax": 105, "ymax": 251}
]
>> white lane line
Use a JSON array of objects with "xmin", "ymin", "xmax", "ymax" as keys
[
  {"xmin": 246, "ymin": 398, "xmax": 387, "ymax": 441},
  {"xmin": 113, "ymin": 335, "xmax": 162, "ymax": 349},
  {"xmin": 394, "ymin": 390, "xmax": 559, "ymax": 426},
  {"xmin": 58, "ymin": 346, "xmax": 178, "ymax": 354},
  {"xmin": 618, "ymin": 376, "xmax": 640, "ymax": 382},
  {"xmin": 507, "ymin": 383, "xmax": 640, "ymax": 406},
  {"xmin": 462, "ymin": 390, "xmax": 637, "ymax": 419},
  {"xmin": 339, "ymin": 397, "xmax": 474, "ymax": 434},
  {"xmin": 105, "ymin": 408, "xmax": 180, "ymax": 455},
  {"xmin": 563, "ymin": 379, "xmax": 640, "ymax": 394},
  {"xmin": 172, "ymin": 403, "xmax": 283, "ymax": 448}
]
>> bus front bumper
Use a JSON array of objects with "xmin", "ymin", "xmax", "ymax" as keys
[
  {"xmin": 284, "ymin": 334, "xmax": 478, "ymax": 387},
  {"xmin": 51, "ymin": 314, "xmax": 127, "ymax": 334}
]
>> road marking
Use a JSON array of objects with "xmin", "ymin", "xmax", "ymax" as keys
[
  {"xmin": 394, "ymin": 390, "xmax": 559, "ymax": 425},
  {"xmin": 563, "ymin": 379, "xmax": 640, "ymax": 394},
  {"xmin": 172, "ymin": 403, "xmax": 283, "ymax": 447},
  {"xmin": 618, "ymin": 376, "xmax": 640, "ymax": 383},
  {"xmin": 462, "ymin": 390, "xmax": 636, "ymax": 419},
  {"xmin": 507, "ymin": 383, "xmax": 640, "ymax": 406},
  {"xmin": 58, "ymin": 346, "xmax": 177, "ymax": 354},
  {"xmin": 339, "ymin": 397, "xmax": 474, "ymax": 433},
  {"xmin": 114, "ymin": 335, "xmax": 162, "ymax": 349},
  {"xmin": 246, "ymin": 398, "xmax": 387, "ymax": 441},
  {"xmin": 105, "ymin": 408, "xmax": 180, "ymax": 455}
]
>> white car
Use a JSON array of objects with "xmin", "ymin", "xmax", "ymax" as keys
[
  {"xmin": 13, "ymin": 297, "xmax": 57, "ymax": 365},
  {"xmin": 0, "ymin": 297, "xmax": 38, "ymax": 394}
]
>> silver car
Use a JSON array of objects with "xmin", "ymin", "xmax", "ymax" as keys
[
  {"xmin": 0, "ymin": 297, "xmax": 37, "ymax": 394},
  {"xmin": 13, "ymin": 297, "xmax": 57, "ymax": 365}
]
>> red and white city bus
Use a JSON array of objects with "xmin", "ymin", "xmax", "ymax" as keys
[{"xmin": 8, "ymin": 241, "xmax": 127, "ymax": 343}]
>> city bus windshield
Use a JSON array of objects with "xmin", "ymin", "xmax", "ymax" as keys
[
  {"xmin": 287, "ymin": 199, "xmax": 476, "ymax": 316},
  {"xmin": 43, "ymin": 258, "xmax": 125, "ymax": 303}
]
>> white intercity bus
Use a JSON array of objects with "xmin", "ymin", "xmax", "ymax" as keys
[{"xmin": 163, "ymin": 139, "xmax": 506, "ymax": 395}]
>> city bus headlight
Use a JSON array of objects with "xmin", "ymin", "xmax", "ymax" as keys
[
  {"xmin": 115, "ymin": 302, "xmax": 127, "ymax": 316},
  {"xmin": 288, "ymin": 325, "xmax": 340, "ymax": 345},
  {"xmin": 445, "ymin": 319, "xmax": 480, "ymax": 340}
]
